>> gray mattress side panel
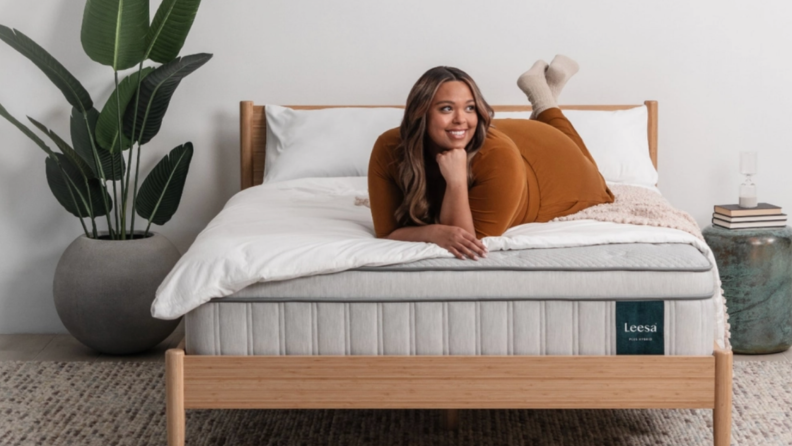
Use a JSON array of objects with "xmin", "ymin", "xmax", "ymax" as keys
[
  {"xmin": 225, "ymin": 270, "xmax": 716, "ymax": 302},
  {"xmin": 354, "ymin": 243, "xmax": 712, "ymax": 272},
  {"xmin": 185, "ymin": 299, "xmax": 714, "ymax": 356}
]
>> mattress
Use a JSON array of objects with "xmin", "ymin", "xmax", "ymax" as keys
[
  {"xmin": 186, "ymin": 243, "xmax": 717, "ymax": 356},
  {"xmin": 224, "ymin": 243, "xmax": 715, "ymax": 301}
]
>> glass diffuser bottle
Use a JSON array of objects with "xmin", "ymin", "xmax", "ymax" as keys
[{"xmin": 739, "ymin": 151, "xmax": 757, "ymax": 208}]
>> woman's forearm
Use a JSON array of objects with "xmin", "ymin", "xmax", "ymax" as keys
[{"xmin": 438, "ymin": 182, "xmax": 476, "ymax": 236}]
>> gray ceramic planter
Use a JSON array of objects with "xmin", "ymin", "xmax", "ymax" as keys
[{"xmin": 53, "ymin": 232, "xmax": 182, "ymax": 355}]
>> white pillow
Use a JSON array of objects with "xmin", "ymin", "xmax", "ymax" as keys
[
  {"xmin": 264, "ymin": 104, "xmax": 658, "ymax": 188},
  {"xmin": 264, "ymin": 105, "xmax": 403, "ymax": 183},
  {"xmin": 497, "ymin": 106, "xmax": 658, "ymax": 187}
]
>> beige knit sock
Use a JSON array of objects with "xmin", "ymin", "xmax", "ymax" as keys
[
  {"xmin": 546, "ymin": 54, "xmax": 579, "ymax": 101},
  {"xmin": 516, "ymin": 60, "xmax": 556, "ymax": 119}
]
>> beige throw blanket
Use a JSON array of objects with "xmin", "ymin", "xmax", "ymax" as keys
[{"xmin": 552, "ymin": 184, "xmax": 705, "ymax": 241}]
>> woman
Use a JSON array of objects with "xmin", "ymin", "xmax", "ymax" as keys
[{"xmin": 368, "ymin": 56, "xmax": 614, "ymax": 260}]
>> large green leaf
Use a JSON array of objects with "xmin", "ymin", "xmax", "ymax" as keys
[
  {"xmin": 96, "ymin": 67, "xmax": 154, "ymax": 153},
  {"xmin": 0, "ymin": 101, "xmax": 54, "ymax": 156},
  {"xmin": 80, "ymin": 0, "xmax": 149, "ymax": 70},
  {"xmin": 123, "ymin": 53, "xmax": 211, "ymax": 145},
  {"xmin": 45, "ymin": 154, "xmax": 111, "ymax": 218},
  {"xmin": 136, "ymin": 142, "xmax": 193, "ymax": 226},
  {"xmin": 28, "ymin": 117, "xmax": 94, "ymax": 180},
  {"xmin": 0, "ymin": 25, "xmax": 92, "ymax": 112},
  {"xmin": 71, "ymin": 108, "xmax": 125, "ymax": 180},
  {"xmin": 146, "ymin": 0, "xmax": 202, "ymax": 63}
]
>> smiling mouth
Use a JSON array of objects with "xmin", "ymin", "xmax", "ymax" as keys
[{"xmin": 447, "ymin": 129, "xmax": 468, "ymax": 139}]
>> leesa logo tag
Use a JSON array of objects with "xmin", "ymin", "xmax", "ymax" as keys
[{"xmin": 616, "ymin": 301, "xmax": 664, "ymax": 355}]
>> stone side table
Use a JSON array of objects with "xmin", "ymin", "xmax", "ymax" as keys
[{"xmin": 703, "ymin": 225, "xmax": 792, "ymax": 354}]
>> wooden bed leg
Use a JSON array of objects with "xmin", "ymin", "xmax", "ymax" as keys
[
  {"xmin": 443, "ymin": 409, "xmax": 459, "ymax": 430},
  {"xmin": 713, "ymin": 345, "xmax": 733, "ymax": 446},
  {"xmin": 166, "ymin": 347, "xmax": 186, "ymax": 446}
]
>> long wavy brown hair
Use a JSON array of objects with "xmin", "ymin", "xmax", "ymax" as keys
[{"xmin": 394, "ymin": 66, "xmax": 494, "ymax": 227}]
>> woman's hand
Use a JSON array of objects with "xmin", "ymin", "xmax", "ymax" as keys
[
  {"xmin": 386, "ymin": 225, "xmax": 487, "ymax": 260},
  {"xmin": 426, "ymin": 224, "xmax": 487, "ymax": 260},
  {"xmin": 436, "ymin": 148, "xmax": 468, "ymax": 188}
]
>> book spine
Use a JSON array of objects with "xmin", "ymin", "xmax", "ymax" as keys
[
  {"xmin": 713, "ymin": 213, "xmax": 788, "ymax": 223},
  {"xmin": 712, "ymin": 219, "xmax": 729, "ymax": 228},
  {"xmin": 713, "ymin": 204, "xmax": 782, "ymax": 217},
  {"xmin": 713, "ymin": 219, "xmax": 787, "ymax": 229}
]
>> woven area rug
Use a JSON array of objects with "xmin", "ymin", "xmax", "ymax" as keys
[{"xmin": 1, "ymin": 361, "xmax": 790, "ymax": 445}]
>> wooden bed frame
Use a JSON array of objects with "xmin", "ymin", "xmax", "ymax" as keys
[{"xmin": 165, "ymin": 100, "xmax": 732, "ymax": 446}]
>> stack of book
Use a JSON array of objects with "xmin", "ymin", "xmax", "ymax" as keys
[{"xmin": 712, "ymin": 203, "xmax": 787, "ymax": 229}]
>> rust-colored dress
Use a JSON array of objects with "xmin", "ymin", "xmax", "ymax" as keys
[{"xmin": 368, "ymin": 108, "xmax": 615, "ymax": 239}]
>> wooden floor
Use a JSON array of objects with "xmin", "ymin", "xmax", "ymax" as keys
[
  {"xmin": 0, "ymin": 321, "xmax": 185, "ymax": 362},
  {"xmin": 0, "ymin": 322, "xmax": 790, "ymax": 362}
]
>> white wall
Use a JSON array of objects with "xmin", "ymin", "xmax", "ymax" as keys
[{"xmin": 1, "ymin": 1, "xmax": 790, "ymax": 333}]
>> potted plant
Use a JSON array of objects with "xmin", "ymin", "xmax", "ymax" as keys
[{"xmin": 0, "ymin": 0, "xmax": 210, "ymax": 354}]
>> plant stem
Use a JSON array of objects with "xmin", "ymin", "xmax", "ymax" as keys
[
  {"xmin": 82, "ymin": 176, "xmax": 96, "ymax": 237},
  {"xmin": 113, "ymin": 71, "xmax": 124, "ymax": 239},
  {"xmin": 60, "ymin": 165, "xmax": 90, "ymax": 238},
  {"xmin": 52, "ymin": 153, "xmax": 95, "ymax": 238},
  {"xmin": 123, "ymin": 61, "xmax": 145, "ymax": 237},
  {"xmin": 78, "ymin": 216, "xmax": 89, "ymax": 237},
  {"xmin": 82, "ymin": 115, "xmax": 115, "ymax": 239},
  {"xmin": 57, "ymin": 159, "xmax": 93, "ymax": 238},
  {"xmin": 122, "ymin": 136, "xmax": 134, "ymax": 234},
  {"xmin": 132, "ymin": 87, "xmax": 159, "ymax": 237},
  {"xmin": 131, "ymin": 143, "xmax": 142, "ymax": 236},
  {"xmin": 111, "ymin": 155, "xmax": 120, "ymax": 237}
]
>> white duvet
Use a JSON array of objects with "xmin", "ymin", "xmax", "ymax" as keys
[{"xmin": 152, "ymin": 177, "xmax": 726, "ymax": 348}]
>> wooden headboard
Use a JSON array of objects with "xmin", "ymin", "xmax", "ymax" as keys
[{"xmin": 240, "ymin": 101, "xmax": 658, "ymax": 190}]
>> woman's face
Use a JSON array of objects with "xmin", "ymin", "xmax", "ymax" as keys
[{"xmin": 426, "ymin": 80, "xmax": 478, "ymax": 152}]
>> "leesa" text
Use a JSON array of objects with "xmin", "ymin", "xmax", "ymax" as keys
[{"xmin": 623, "ymin": 323, "xmax": 657, "ymax": 333}]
